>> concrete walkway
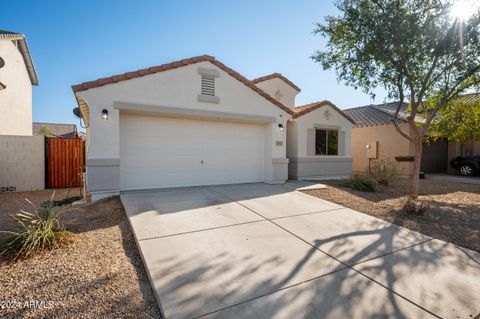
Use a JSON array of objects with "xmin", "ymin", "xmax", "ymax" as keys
[{"xmin": 121, "ymin": 182, "xmax": 480, "ymax": 319}]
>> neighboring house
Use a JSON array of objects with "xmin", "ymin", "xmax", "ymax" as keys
[
  {"xmin": 0, "ymin": 30, "xmax": 43, "ymax": 193},
  {"xmin": 72, "ymin": 55, "xmax": 353, "ymax": 200},
  {"xmin": 33, "ymin": 122, "xmax": 79, "ymax": 138},
  {"xmin": 0, "ymin": 30, "xmax": 38, "ymax": 136},
  {"xmin": 344, "ymin": 101, "xmax": 480, "ymax": 175}
]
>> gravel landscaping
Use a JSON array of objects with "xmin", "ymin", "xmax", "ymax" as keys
[
  {"xmin": 0, "ymin": 189, "xmax": 161, "ymax": 319},
  {"xmin": 303, "ymin": 178, "xmax": 480, "ymax": 252}
]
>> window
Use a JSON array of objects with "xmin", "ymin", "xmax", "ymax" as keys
[
  {"xmin": 315, "ymin": 129, "xmax": 338, "ymax": 155},
  {"xmin": 201, "ymin": 74, "xmax": 215, "ymax": 96}
]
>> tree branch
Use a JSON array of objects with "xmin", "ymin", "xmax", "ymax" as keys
[{"xmin": 392, "ymin": 82, "xmax": 415, "ymax": 143}]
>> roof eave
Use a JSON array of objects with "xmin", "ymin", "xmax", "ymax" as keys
[{"xmin": 6, "ymin": 35, "xmax": 39, "ymax": 86}]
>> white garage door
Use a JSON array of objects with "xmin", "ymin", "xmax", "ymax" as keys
[{"xmin": 120, "ymin": 114, "xmax": 265, "ymax": 190}]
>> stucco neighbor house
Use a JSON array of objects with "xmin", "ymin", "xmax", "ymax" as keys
[
  {"xmin": 32, "ymin": 122, "xmax": 80, "ymax": 138},
  {"xmin": 0, "ymin": 30, "xmax": 39, "ymax": 136},
  {"xmin": 72, "ymin": 55, "xmax": 353, "ymax": 201},
  {"xmin": 344, "ymin": 100, "xmax": 480, "ymax": 176}
]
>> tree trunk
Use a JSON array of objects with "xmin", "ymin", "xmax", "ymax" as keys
[{"xmin": 410, "ymin": 135, "xmax": 423, "ymax": 197}]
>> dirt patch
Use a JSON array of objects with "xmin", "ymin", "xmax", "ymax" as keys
[
  {"xmin": 0, "ymin": 189, "xmax": 161, "ymax": 319},
  {"xmin": 303, "ymin": 178, "xmax": 480, "ymax": 252}
]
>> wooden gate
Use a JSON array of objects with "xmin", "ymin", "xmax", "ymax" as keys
[{"xmin": 46, "ymin": 138, "xmax": 84, "ymax": 188}]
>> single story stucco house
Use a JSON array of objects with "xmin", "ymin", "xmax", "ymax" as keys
[{"xmin": 72, "ymin": 55, "xmax": 354, "ymax": 201}]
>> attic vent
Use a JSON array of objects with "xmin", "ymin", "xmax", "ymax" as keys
[{"xmin": 201, "ymin": 74, "xmax": 215, "ymax": 96}]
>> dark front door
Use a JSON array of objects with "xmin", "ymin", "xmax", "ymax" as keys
[{"xmin": 421, "ymin": 138, "xmax": 448, "ymax": 173}]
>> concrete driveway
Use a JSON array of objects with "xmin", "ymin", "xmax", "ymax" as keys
[
  {"xmin": 427, "ymin": 173, "xmax": 480, "ymax": 185},
  {"xmin": 120, "ymin": 182, "xmax": 480, "ymax": 319}
]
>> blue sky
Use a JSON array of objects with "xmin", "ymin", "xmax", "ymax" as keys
[{"xmin": 2, "ymin": 0, "xmax": 386, "ymax": 125}]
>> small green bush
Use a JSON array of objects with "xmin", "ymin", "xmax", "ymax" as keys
[
  {"xmin": 344, "ymin": 174, "xmax": 377, "ymax": 192},
  {"xmin": 0, "ymin": 195, "xmax": 70, "ymax": 261},
  {"xmin": 370, "ymin": 159, "xmax": 400, "ymax": 185}
]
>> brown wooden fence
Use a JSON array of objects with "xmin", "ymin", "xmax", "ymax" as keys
[{"xmin": 46, "ymin": 138, "xmax": 84, "ymax": 188}]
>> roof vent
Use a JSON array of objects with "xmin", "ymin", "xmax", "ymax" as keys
[
  {"xmin": 197, "ymin": 67, "xmax": 220, "ymax": 103},
  {"xmin": 201, "ymin": 74, "xmax": 215, "ymax": 96}
]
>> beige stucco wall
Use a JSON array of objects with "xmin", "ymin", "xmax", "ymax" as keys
[
  {"xmin": 0, "ymin": 40, "xmax": 33, "ymax": 136},
  {"xmin": 0, "ymin": 135, "xmax": 44, "ymax": 192},
  {"xmin": 287, "ymin": 104, "xmax": 353, "ymax": 179},
  {"xmin": 77, "ymin": 60, "xmax": 290, "ymax": 200},
  {"xmin": 351, "ymin": 123, "xmax": 414, "ymax": 175},
  {"xmin": 253, "ymin": 77, "xmax": 298, "ymax": 111}
]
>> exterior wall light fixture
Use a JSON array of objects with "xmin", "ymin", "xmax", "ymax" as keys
[
  {"xmin": 278, "ymin": 123, "xmax": 284, "ymax": 131},
  {"xmin": 101, "ymin": 109, "xmax": 109, "ymax": 120}
]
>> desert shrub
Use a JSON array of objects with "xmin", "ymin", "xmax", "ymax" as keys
[
  {"xmin": 370, "ymin": 159, "xmax": 400, "ymax": 185},
  {"xmin": 344, "ymin": 174, "xmax": 377, "ymax": 192},
  {"xmin": 403, "ymin": 196, "xmax": 429, "ymax": 215},
  {"xmin": 0, "ymin": 195, "xmax": 70, "ymax": 261}
]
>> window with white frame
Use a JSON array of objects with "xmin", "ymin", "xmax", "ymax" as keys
[{"xmin": 315, "ymin": 129, "xmax": 338, "ymax": 155}]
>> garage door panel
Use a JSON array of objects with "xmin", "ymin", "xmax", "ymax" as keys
[
  {"xmin": 120, "ymin": 114, "xmax": 265, "ymax": 190},
  {"xmin": 121, "ymin": 138, "xmax": 204, "ymax": 155},
  {"xmin": 121, "ymin": 158, "xmax": 202, "ymax": 174},
  {"xmin": 123, "ymin": 171, "xmax": 263, "ymax": 190}
]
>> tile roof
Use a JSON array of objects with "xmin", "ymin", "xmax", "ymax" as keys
[
  {"xmin": 344, "ymin": 94, "xmax": 480, "ymax": 128},
  {"xmin": 344, "ymin": 102, "xmax": 409, "ymax": 127},
  {"xmin": 33, "ymin": 122, "xmax": 78, "ymax": 138},
  {"xmin": 0, "ymin": 30, "xmax": 38, "ymax": 85},
  {"xmin": 72, "ymin": 55, "xmax": 293, "ymax": 115},
  {"xmin": 293, "ymin": 100, "xmax": 356, "ymax": 124},
  {"xmin": 454, "ymin": 92, "xmax": 480, "ymax": 104},
  {"xmin": 251, "ymin": 73, "xmax": 301, "ymax": 92}
]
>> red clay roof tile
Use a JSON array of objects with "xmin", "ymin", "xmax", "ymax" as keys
[
  {"xmin": 251, "ymin": 73, "xmax": 301, "ymax": 92},
  {"xmin": 293, "ymin": 100, "xmax": 356, "ymax": 124}
]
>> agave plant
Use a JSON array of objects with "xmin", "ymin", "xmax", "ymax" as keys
[{"xmin": 0, "ymin": 193, "xmax": 70, "ymax": 261}]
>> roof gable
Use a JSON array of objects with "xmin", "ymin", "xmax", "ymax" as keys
[
  {"xmin": 251, "ymin": 73, "xmax": 301, "ymax": 92},
  {"xmin": 293, "ymin": 100, "xmax": 355, "ymax": 124},
  {"xmin": 72, "ymin": 55, "xmax": 293, "ymax": 115}
]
